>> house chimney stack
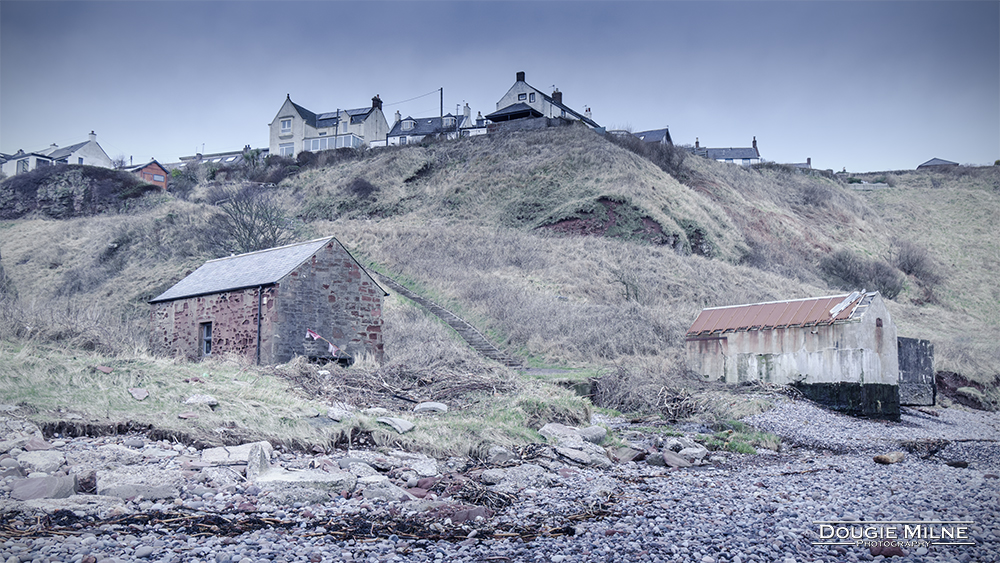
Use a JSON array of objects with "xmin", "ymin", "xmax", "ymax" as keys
[
  {"xmin": 584, "ymin": 106, "xmax": 592, "ymax": 120},
  {"xmin": 89, "ymin": 131, "xmax": 97, "ymax": 143},
  {"xmin": 476, "ymin": 111, "xmax": 484, "ymax": 127},
  {"xmin": 806, "ymin": 157, "xmax": 811, "ymax": 168},
  {"xmin": 394, "ymin": 110, "xmax": 401, "ymax": 124},
  {"xmin": 695, "ymin": 138, "xmax": 700, "ymax": 149},
  {"xmin": 552, "ymin": 88, "xmax": 562, "ymax": 104},
  {"xmin": 372, "ymin": 94, "xmax": 383, "ymax": 110},
  {"xmin": 516, "ymin": 71, "xmax": 525, "ymax": 82},
  {"xmin": 752, "ymin": 136, "xmax": 757, "ymax": 150},
  {"xmin": 464, "ymin": 103, "xmax": 471, "ymax": 119}
]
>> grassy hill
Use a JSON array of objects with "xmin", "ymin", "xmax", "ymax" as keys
[{"xmin": 1, "ymin": 126, "xmax": 997, "ymax": 445}]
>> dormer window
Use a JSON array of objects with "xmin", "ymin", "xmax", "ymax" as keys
[
  {"xmin": 402, "ymin": 119, "xmax": 415, "ymax": 131},
  {"xmin": 443, "ymin": 116, "xmax": 455, "ymax": 128},
  {"xmin": 280, "ymin": 119, "xmax": 292, "ymax": 134}
]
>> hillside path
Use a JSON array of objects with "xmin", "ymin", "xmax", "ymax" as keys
[{"xmin": 376, "ymin": 274, "xmax": 521, "ymax": 367}]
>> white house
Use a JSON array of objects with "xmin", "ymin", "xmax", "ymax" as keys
[
  {"xmin": 268, "ymin": 95, "xmax": 389, "ymax": 157},
  {"xmin": 485, "ymin": 71, "xmax": 600, "ymax": 130},
  {"xmin": 386, "ymin": 103, "xmax": 487, "ymax": 146},
  {"xmin": 691, "ymin": 137, "xmax": 761, "ymax": 166},
  {"xmin": 1, "ymin": 131, "xmax": 113, "ymax": 176}
]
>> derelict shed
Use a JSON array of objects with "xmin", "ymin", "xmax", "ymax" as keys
[
  {"xmin": 686, "ymin": 291, "xmax": 900, "ymax": 419},
  {"xmin": 149, "ymin": 237, "xmax": 386, "ymax": 365}
]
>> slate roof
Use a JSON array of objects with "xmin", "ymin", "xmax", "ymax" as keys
[
  {"xmin": 635, "ymin": 128, "xmax": 672, "ymax": 144},
  {"xmin": 150, "ymin": 237, "xmax": 385, "ymax": 303},
  {"xmin": 46, "ymin": 141, "xmax": 90, "ymax": 161},
  {"xmin": 297, "ymin": 103, "xmax": 371, "ymax": 129},
  {"xmin": 387, "ymin": 114, "xmax": 462, "ymax": 137},
  {"xmin": 917, "ymin": 158, "xmax": 958, "ymax": 168},
  {"xmin": 485, "ymin": 103, "xmax": 543, "ymax": 122},
  {"xmin": 705, "ymin": 147, "xmax": 759, "ymax": 160},
  {"xmin": 686, "ymin": 292, "xmax": 877, "ymax": 336}
]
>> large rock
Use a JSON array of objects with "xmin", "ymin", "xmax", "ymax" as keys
[
  {"xmin": 201, "ymin": 441, "xmax": 273, "ymax": 465},
  {"xmin": 874, "ymin": 452, "xmax": 906, "ymax": 465},
  {"xmin": 11, "ymin": 475, "xmax": 76, "ymax": 501},
  {"xmin": 487, "ymin": 446, "xmax": 517, "ymax": 465},
  {"xmin": 377, "ymin": 417, "xmax": 415, "ymax": 434},
  {"xmin": 360, "ymin": 479, "xmax": 413, "ymax": 502},
  {"xmin": 538, "ymin": 423, "xmax": 581, "ymax": 443},
  {"xmin": 67, "ymin": 444, "xmax": 144, "ymax": 472},
  {"xmin": 97, "ymin": 467, "xmax": 184, "ymax": 499},
  {"xmin": 678, "ymin": 445, "xmax": 709, "ymax": 463},
  {"xmin": 578, "ymin": 426, "xmax": 608, "ymax": 445},
  {"xmin": 254, "ymin": 467, "xmax": 357, "ymax": 500},
  {"xmin": 17, "ymin": 451, "xmax": 66, "ymax": 474},
  {"xmin": 492, "ymin": 463, "xmax": 552, "ymax": 494},
  {"xmin": 245, "ymin": 443, "xmax": 271, "ymax": 481}
]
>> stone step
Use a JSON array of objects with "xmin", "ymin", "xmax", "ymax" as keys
[{"xmin": 377, "ymin": 274, "xmax": 520, "ymax": 367}]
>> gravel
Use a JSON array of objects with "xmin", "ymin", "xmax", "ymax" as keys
[{"xmin": 2, "ymin": 398, "xmax": 998, "ymax": 563}]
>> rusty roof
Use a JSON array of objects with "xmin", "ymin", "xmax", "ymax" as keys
[{"xmin": 686, "ymin": 292, "xmax": 871, "ymax": 336}]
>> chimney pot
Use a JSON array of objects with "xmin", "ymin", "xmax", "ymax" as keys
[
  {"xmin": 516, "ymin": 71, "xmax": 525, "ymax": 82},
  {"xmin": 394, "ymin": 110, "xmax": 401, "ymax": 123},
  {"xmin": 806, "ymin": 157, "xmax": 811, "ymax": 167},
  {"xmin": 89, "ymin": 131, "xmax": 97, "ymax": 142},
  {"xmin": 752, "ymin": 136, "xmax": 757, "ymax": 149},
  {"xmin": 552, "ymin": 89, "xmax": 562, "ymax": 104},
  {"xmin": 695, "ymin": 137, "xmax": 700, "ymax": 149}
]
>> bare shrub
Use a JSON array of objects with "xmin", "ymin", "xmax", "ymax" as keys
[
  {"xmin": 605, "ymin": 133, "xmax": 687, "ymax": 180},
  {"xmin": 593, "ymin": 363, "xmax": 700, "ymax": 419},
  {"xmin": 819, "ymin": 249, "xmax": 904, "ymax": 299},
  {"xmin": 205, "ymin": 184, "xmax": 299, "ymax": 254},
  {"xmin": 0, "ymin": 297, "xmax": 147, "ymax": 355},
  {"xmin": 890, "ymin": 239, "xmax": 941, "ymax": 286},
  {"xmin": 346, "ymin": 177, "xmax": 378, "ymax": 199}
]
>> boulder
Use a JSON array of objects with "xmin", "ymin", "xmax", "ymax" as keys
[
  {"xmin": 556, "ymin": 447, "xmax": 593, "ymax": 466},
  {"xmin": 538, "ymin": 423, "xmax": 581, "ymax": 443},
  {"xmin": 663, "ymin": 437, "xmax": 700, "ymax": 453},
  {"xmin": 578, "ymin": 426, "xmax": 607, "ymax": 445},
  {"xmin": 492, "ymin": 463, "xmax": 551, "ymax": 494},
  {"xmin": 480, "ymin": 468, "xmax": 506, "ymax": 485},
  {"xmin": 17, "ymin": 451, "xmax": 66, "ymax": 474},
  {"xmin": 245, "ymin": 443, "xmax": 271, "ymax": 481},
  {"xmin": 361, "ymin": 480, "xmax": 413, "ymax": 502},
  {"xmin": 201, "ymin": 441, "xmax": 273, "ymax": 465},
  {"xmin": 327, "ymin": 403, "xmax": 355, "ymax": 422},
  {"xmin": 11, "ymin": 475, "xmax": 76, "ymax": 501},
  {"xmin": 487, "ymin": 446, "xmax": 517, "ymax": 465},
  {"xmin": 661, "ymin": 450, "xmax": 693, "ymax": 468},
  {"xmin": 678, "ymin": 445, "xmax": 709, "ymax": 463},
  {"xmin": 97, "ymin": 467, "xmax": 184, "ymax": 499},
  {"xmin": 874, "ymin": 452, "xmax": 906, "ymax": 465},
  {"xmin": 67, "ymin": 444, "xmax": 143, "ymax": 473},
  {"xmin": 184, "ymin": 394, "xmax": 218, "ymax": 407},
  {"xmin": 255, "ymin": 467, "xmax": 357, "ymax": 501}
]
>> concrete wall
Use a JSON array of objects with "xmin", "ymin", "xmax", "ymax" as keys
[
  {"xmin": 686, "ymin": 295, "xmax": 898, "ymax": 387},
  {"xmin": 898, "ymin": 337, "xmax": 935, "ymax": 406}
]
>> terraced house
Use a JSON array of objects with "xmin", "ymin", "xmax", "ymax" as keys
[{"xmin": 268, "ymin": 94, "xmax": 389, "ymax": 157}]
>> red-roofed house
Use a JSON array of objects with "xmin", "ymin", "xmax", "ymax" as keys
[{"xmin": 686, "ymin": 291, "xmax": 900, "ymax": 419}]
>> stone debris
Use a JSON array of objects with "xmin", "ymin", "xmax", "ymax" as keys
[
  {"xmin": 128, "ymin": 388, "xmax": 149, "ymax": 401},
  {"xmin": 184, "ymin": 394, "xmax": 219, "ymax": 407},
  {"xmin": 414, "ymin": 401, "xmax": 448, "ymax": 414},
  {"xmin": 327, "ymin": 402, "xmax": 355, "ymax": 422},
  {"xmin": 377, "ymin": 416, "xmax": 415, "ymax": 434}
]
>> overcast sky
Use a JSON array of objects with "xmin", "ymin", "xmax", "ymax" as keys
[{"xmin": 1, "ymin": 1, "xmax": 997, "ymax": 172}]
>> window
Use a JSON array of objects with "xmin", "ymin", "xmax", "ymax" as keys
[
  {"xmin": 280, "ymin": 119, "xmax": 292, "ymax": 134},
  {"xmin": 402, "ymin": 120, "xmax": 414, "ymax": 131},
  {"xmin": 17, "ymin": 160, "xmax": 27, "ymax": 173},
  {"xmin": 518, "ymin": 93, "xmax": 527, "ymax": 101},
  {"xmin": 78, "ymin": 157, "xmax": 84, "ymax": 164},
  {"xmin": 153, "ymin": 174, "xmax": 165, "ymax": 182},
  {"xmin": 399, "ymin": 136, "xmax": 407, "ymax": 145},
  {"xmin": 444, "ymin": 116, "xmax": 455, "ymax": 128},
  {"xmin": 529, "ymin": 93, "xmax": 535, "ymax": 103},
  {"xmin": 200, "ymin": 322, "xmax": 212, "ymax": 356},
  {"xmin": 279, "ymin": 143, "xmax": 294, "ymax": 157}
]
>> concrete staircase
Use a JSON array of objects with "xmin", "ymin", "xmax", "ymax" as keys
[{"xmin": 377, "ymin": 274, "xmax": 521, "ymax": 367}]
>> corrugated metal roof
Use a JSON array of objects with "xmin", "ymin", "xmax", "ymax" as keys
[
  {"xmin": 150, "ymin": 237, "xmax": 336, "ymax": 303},
  {"xmin": 686, "ymin": 292, "xmax": 870, "ymax": 336}
]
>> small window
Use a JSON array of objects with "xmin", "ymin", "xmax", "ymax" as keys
[
  {"xmin": 280, "ymin": 118, "xmax": 292, "ymax": 134},
  {"xmin": 78, "ymin": 157, "xmax": 84, "ymax": 164},
  {"xmin": 518, "ymin": 93, "xmax": 527, "ymax": 101},
  {"xmin": 402, "ymin": 120, "xmax": 414, "ymax": 131},
  {"xmin": 399, "ymin": 136, "xmax": 407, "ymax": 145},
  {"xmin": 529, "ymin": 93, "xmax": 535, "ymax": 103},
  {"xmin": 153, "ymin": 174, "xmax": 165, "ymax": 182},
  {"xmin": 200, "ymin": 322, "xmax": 212, "ymax": 356},
  {"xmin": 17, "ymin": 160, "xmax": 28, "ymax": 173},
  {"xmin": 279, "ymin": 143, "xmax": 294, "ymax": 157}
]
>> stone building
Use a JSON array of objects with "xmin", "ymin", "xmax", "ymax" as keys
[
  {"xmin": 686, "ymin": 291, "xmax": 900, "ymax": 419},
  {"xmin": 149, "ymin": 237, "xmax": 386, "ymax": 365}
]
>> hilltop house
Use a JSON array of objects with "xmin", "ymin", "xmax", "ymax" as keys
[
  {"xmin": 124, "ymin": 159, "xmax": 170, "ymax": 190},
  {"xmin": 1, "ymin": 132, "xmax": 113, "ymax": 176},
  {"xmin": 387, "ymin": 103, "xmax": 487, "ymax": 146},
  {"xmin": 269, "ymin": 95, "xmax": 389, "ymax": 157},
  {"xmin": 690, "ymin": 137, "xmax": 761, "ymax": 166},
  {"xmin": 686, "ymin": 291, "xmax": 900, "ymax": 419},
  {"xmin": 634, "ymin": 128, "xmax": 673, "ymax": 145},
  {"xmin": 917, "ymin": 158, "xmax": 958, "ymax": 169},
  {"xmin": 485, "ymin": 71, "xmax": 600, "ymax": 132},
  {"xmin": 149, "ymin": 237, "xmax": 387, "ymax": 365}
]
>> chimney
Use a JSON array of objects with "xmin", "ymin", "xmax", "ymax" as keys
[
  {"xmin": 372, "ymin": 94, "xmax": 383, "ymax": 110},
  {"xmin": 584, "ymin": 106, "xmax": 592, "ymax": 120},
  {"xmin": 695, "ymin": 138, "xmax": 700, "ymax": 149},
  {"xmin": 464, "ymin": 103, "xmax": 471, "ymax": 119},
  {"xmin": 456, "ymin": 104, "xmax": 461, "ymax": 116},
  {"xmin": 806, "ymin": 157, "xmax": 811, "ymax": 168},
  {"xmin": 516, "ymin": 71, "xmax": 525, "ymax": 82},
  {"xmin": 476, "ymin": 111, "xmax": 484, "ymax": 127},
  {"xmin": 89, "ymin": 131, "xmax": 97, "ymax": 143},
  {"xmin": 552, "ymin": 88, "xmax": 562, "ymax": 104},
  {"xmin": 752, "ymin": 136, "xmax": 757, "ymax": 150},
  {"xmin": 394, "ymin": 110, "xmax": 401, "ymax": 124}
]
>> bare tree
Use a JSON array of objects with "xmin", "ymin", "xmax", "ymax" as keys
[
  {"xmin": 111, "ymin": 154, "xmax": 129, "ymax": 169},
  {"xmin": 208, "ymin": 184, "xmax": 296, "ymax": 254}
]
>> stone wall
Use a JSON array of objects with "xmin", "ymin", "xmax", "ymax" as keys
[{"xmin": 149, "ymin": 287, "xmax": 266, "ymax": 362}]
